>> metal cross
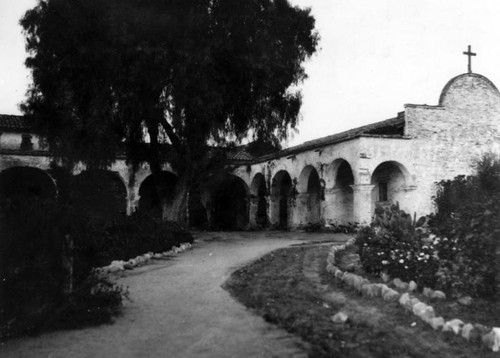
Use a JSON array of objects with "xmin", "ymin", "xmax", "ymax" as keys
[{"xmin": 463, "ymin": 45, "xmax": 476, "ymax": 74}]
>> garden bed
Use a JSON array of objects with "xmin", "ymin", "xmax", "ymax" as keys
[{"xmin": 335, "ymin": 244, "xmax": 500, "ymax": 329}]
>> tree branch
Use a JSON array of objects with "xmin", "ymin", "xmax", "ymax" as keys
[{"xmin": 159, "ymin": 116, "xmax": 182, "ymax": 150}]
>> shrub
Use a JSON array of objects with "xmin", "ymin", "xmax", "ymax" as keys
[
  {"xmin": 0, "ymin": 198, "xmax": 66, "ymax": 335},
  {"xmin": 355, "ymin": 155, "xmax": 500, "ymax": 300},
  {"xmin": 430, "ymin": 154, "xmax": 500, "ymax": 299},
  {"xmin": 75, "ymin": 211, "xmax": 194, "ymax": 269},
  {"xmin": 0, "ymin": 197, "xmax": 193, "ymax": 340},
  {"xmin": 355, "ymin": 204, "xmax": 439, "ymax": 288}
]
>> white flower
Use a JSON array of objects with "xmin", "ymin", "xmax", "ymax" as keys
[
  {"xmin": 399, "ymin": 259, "xmax": 404, "ymax": 264},
  {"xmin": 382, "ymin": 260, "xmax": 389, "ymax": 265}
]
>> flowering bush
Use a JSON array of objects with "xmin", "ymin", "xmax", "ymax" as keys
[
  {"xmin": 356, "ymin": 154, "xmax": 500, "ymax": 300},
  {"xmin": 355, "ymin": 215, "xmax": 439, "ymax": 288}
]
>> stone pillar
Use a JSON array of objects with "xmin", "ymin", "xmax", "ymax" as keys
[
  {"xmin": 323, "ymin": 188, "xmax": 340, "ymax": 225},
  {"xmin": 295, "ymin": 193, "xmax": 309, "ymax": 225},
  {"xmin": 269, "ymin": 195, "xmax": 279, "ymax": 226},
  {"xmin": 126, "ymin": 185, "xmax": 140, "ymax": 215},
  {"xmin": 62, "ymin": 234, "xmax": 74, "ymax": 295},
  {"xmin": 350, "ymin": 184, "xmax": 375, "ymax": 225},
  {"xmin": 249, "ymin": 197, "xmax": 259, "ymax": 226}
]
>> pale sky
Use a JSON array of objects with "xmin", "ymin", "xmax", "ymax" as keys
[{"xmin": 2, "ymin": 0, "xmax": 500, "ymax": 147}]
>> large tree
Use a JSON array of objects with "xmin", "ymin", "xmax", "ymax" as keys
[{"xmin": 21, "ymin": 0, "xmax": 318, "ymax": 223}]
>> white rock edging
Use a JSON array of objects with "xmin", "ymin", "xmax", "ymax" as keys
[
  {"xmin": 94, "ymin": 242, "xmax": 193, "ymax": 275},
  {"xmin": 325, "ymin": 240, "xmax": 500, "ymax": 353}
]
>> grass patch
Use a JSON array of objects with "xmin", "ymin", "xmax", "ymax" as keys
[{"xmin": 224, "ymin": 244, "xmax": 498, "ymax": 358}]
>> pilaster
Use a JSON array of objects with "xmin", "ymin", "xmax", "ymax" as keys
[{"xmin": 350, "ymin": 184, "xmax": 375, "ymax": 225}]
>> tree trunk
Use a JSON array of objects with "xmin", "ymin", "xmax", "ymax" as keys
[{"xmin": 162, "ymin": 168, "xmax": 192, "ymax": 225}]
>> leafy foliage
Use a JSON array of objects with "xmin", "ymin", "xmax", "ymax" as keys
[
  {"xmin": 76, "ymin": 211, "xmax": 194, "ymax": 269},
  {"xmin": 20, "ymin": 1, "xmax": 318, "ymax": 204},
  {"xmin": 373, "ymin": 203, "xmax": 427, "ymax": 243},
  {"xmin": 0, "ymin": 196, "xmax": 192, "ymax": 340},
  {"xmin": 430, "ymin": 153, "xmax": 500, "ymax": 300},
  {"xmin": 356, "ymin": 154, "xmax": 500, "ymax": 300},
  {"xmin": 355, "ymin": 205, "xmax": 438, "ymax": 288}
]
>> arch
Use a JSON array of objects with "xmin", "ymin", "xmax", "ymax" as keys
[
  {"xmin": 323, "ymin": 159, "xmax": 355, "ymax": 224},
  {"xmin": 324, "ymin": 158, "xmax": 356, "ymax": 188},
  {"xmin": 297, "ymin": 165, "xmax": 317, "ymax": 193},
  {"xmin": 296, "ymin": 165, "xmax": 321, "ymax": 225},
  {"xmin": 250, "ymin": 173, "xmax": 268, "ymax": 227},
  {"xmin": 0, "ymin": 166, "xmax": 57, "ymax": 207},
  {"xmin": 137, "ymin": 171, "xmax": 178, "ymax": 218},
  {"xmin": 270, "ymin": 170, "xmax": 293, "ymax": 229},
  {"xmin": 211, "ymin": 174, "xmax": 249, "ymax": 230},
  {"xmin": 71, "ymin": 170, "xmax": 127, "ymax": 220},
  {"xmin": 188, "ymin": 187, "xmax": 208, "ymax": 229},
  {"xmin": 370, "ymin": 161, "xmax": 409, "ymax": 214},
  {"xmin": 371, "ymin": 160, "xmax": 411, "ymax": 184}
]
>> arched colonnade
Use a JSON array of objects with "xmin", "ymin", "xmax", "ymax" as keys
[{"xmin": 0, "ymin": 155, "xmax": 416, "ymax": 229}]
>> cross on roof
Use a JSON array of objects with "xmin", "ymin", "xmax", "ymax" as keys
[{"xmin": 463, "ymin": 45, "xmax": 476, "ymax": 74}]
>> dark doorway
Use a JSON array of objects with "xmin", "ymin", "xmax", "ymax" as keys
[
  {"xmin": 306, "ymin": 167, "xmax": 321, "ymax": 223},
  {"xmin": 0, "ymin": 167, "xmax": 56, "ymax": 206},
  {"xmin": 71, "ymin": 170, "xmax": 127, "ymax": 220},
  {"xmin": 271, "ymin": 171, "xmax": 292, "ymax": 230},
  {"xmin": 250, "ymin": 173, "xmax": 268, "ymax": 227},
  {"xmin": 213, "ymin": 175, "xmax": 249, "ymax": 230},
  {"xmin": 138, "ymin": 172, "xmax": 177, "ymax": 218}
]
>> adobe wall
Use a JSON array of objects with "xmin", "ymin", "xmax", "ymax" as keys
[
  {"xmin": 4, "ymin": 72, "xmax": 500, "ymax": 229},
  {"xmin": 405, "ymin": 73, "xmax": 500, "ymax": 214},
  {"xmin": 233, "ymin": 136, "xmax": 415, "ymax": 227}
]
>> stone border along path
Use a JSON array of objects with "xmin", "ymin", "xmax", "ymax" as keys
[
  {"xmin": 0, "ymin": 231, "xmax": 349, "ymax": 358},
  {"xmin": 325, "ymin": 239, "xmax": 500, "ymax": 353},
  {"xmin": 94, "ymin": 242, "xmax": 194, "ymax": 274}
]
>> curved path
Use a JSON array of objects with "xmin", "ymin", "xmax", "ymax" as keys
[{"xmin": 0, "ymin": 231, "xmax": 348, "ymax": 358}]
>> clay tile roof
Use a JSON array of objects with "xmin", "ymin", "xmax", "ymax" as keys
[
  {"xmin": 301, "ymin": 113, "xmax": 405, "ymax": 148},
  {"xmin": 256, "ymin": 113, "xmax": 406, "ymax": 162},
  {"xmin": 0, "ymin": 114, "xmax": 32, "ymax": 132},
  {"xmin": 226, "ymin": 147, "xmax": 254, "ymax": 162}
]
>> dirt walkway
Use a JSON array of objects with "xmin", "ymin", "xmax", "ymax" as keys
[{"xmin": 0, "ymin": 231, "xmax": 349, "ymax": 358}]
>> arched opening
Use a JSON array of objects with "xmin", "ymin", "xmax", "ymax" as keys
[
  {"xmin": 270, "ymin": 170, "xmax": 293, "ymax": 230},
  {"xmin": 371, "ymin": 161, "xmax": 408, "ymax": 213},
  {"xmin": 297, "ymin": 166, "xmax": 321, "ymax": 225},
  {"xmin": 138, "ymin": 172, "xmax": 177, "ymax": 218},
  {"xmin": 334, "ymin": 160, "xmax": 355, "ymax": 223},
  {"xmin": 71, "ymin": 170, "xmax": 127, "ymax": 220},
  {"xmin": 188, "ymin": 189, "xmax": 209, "ymax": 229},
  {"xmin": 212, "ymin": 175, "xmax": 249, "ymax": 230},
  {"xmin": 0, "ymin": 167, "xmax": 57, "ymax": 208},
  {"xmin": 323, "ymin": 159, "xmax": 355, "ymax": 224},
  {"xmin": 250, "ymin": 173, "xmax": 268, "ymax": 227}
]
